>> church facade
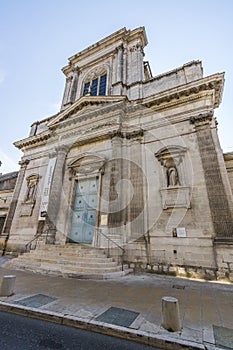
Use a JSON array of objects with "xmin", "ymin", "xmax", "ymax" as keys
[{"xmin": 2, "ymin": 27, "xmax": 233, "ymax": 281}]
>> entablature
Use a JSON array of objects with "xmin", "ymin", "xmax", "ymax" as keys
[
  {"xmin": 141, "ymin": 72, "xmax": 224, "ymax": 110},
  {"xmin": 14, "ymin": 130, "xmax": 51, "ymax": 151}
]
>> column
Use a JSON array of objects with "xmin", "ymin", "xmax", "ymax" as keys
[
  {"xmin": 69, "ymin": 68, "xmax": 79, "ymax": 103},
  {"xmin": 116, "ymin": 45, "xmax": 123, "ymax": 83},
  {"xmin": 122, "ymin": 44, "xmax": 127, "ymax": 85},
  {"xmin": 108, "ymin": 131, "xmax": 124, "ymax": 230},
  {"xmin": 46, "ymin": 145, "xmax": 69, "ymax": 244},
  {"xmin": 61, "ymin": 76, "xmax": 73, "ymax": 110}
]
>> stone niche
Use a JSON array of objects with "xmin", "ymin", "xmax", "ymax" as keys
[
  {"xmin": 20, "ymin": 174, "xmax": 40, "ymax": 217},
  {"xmin": 155, "ymin": 146, "xmax": 191, "ymax": 209}
]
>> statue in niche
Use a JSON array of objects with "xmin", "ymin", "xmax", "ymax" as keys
[
  {"xmin": 167, "ymin": 165, "xmax": 179, "ymax": 187},
  {"xmin": 25, "ymin": 175, "xmax": 39, "ymax": 203}
]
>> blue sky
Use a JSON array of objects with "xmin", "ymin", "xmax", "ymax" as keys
[{"xmin": 0, "ymin": 0, "xmax": 232, "ymax": 173}]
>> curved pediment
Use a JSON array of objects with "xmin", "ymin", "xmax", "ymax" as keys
[
  {"xmin": 155, "ymin": 145, "xmax": 187, "ymax": 163},
  {"xmin": 68, "ymin": 153, "xmax": 106, "ymax": 175}
]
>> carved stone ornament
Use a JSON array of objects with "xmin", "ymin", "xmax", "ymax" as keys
[
  {"xmin": 160, "ymin": 186, "xmax": 191, "ymax": 209},
  {"xmin": 155, "ymin": 145, "xmax": 187, "ymax": 187},
  {"xmin": 24, "ymin": 174, "xmax": 40, "ymax": 203},
  {"xmin": 155, "ymin": 146, "xmax": 191, "ymax": 209},
  {"xmin": 20, "ymin": 203, "xmax": 35, "ymax": 217},
  {"xmin": 20, "ymin": 173, "xmax": 40, "ymax": 217},
  {"xmin": 83, "ymin": 65, "xmax": 107, "ymax": 84},
  {"xmin": 68, "ymin": 154, "xmax": 106, "ymax": 176}
]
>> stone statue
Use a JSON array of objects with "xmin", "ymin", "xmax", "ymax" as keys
[
  {"xmin": 25, "ymin": 181, "xmax": 36, "ymax": 202},
  {"xmin": 167, "ymin": 166, "xmax": 179, "ymax": 187},
  {"xmin": 25, "ymin": 175, "xmax": 39, "ymax": 202}
]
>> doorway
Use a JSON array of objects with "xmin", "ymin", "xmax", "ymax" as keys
[{"xmin": 70, "ymin": 177, "xmax": 99, "ymax": 243}]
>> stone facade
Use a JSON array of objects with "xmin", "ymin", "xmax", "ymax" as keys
[
  {"xmin": 2, "ymin": 27, "xmax": 233, "ymax": 281},
  {"xmin": 0, "ymin": 171, "xmax": 18, "ymax": 250}
]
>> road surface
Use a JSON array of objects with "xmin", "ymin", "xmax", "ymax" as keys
[{"xmin": 0, "ymin": 311, "xmax": 162, "ymax": 349}]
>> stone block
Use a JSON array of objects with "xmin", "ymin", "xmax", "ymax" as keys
[
  {"xmin": 0, "ymin": 275, "xmax": 16, "ymax": 296},
  {"xmin": 152, "ymin": 265, "xmax": 158, "ymax": 272},
  {"xmin": 168, "ymin": 266, "xmax": 176, "ymax": 273},
  {"xmin": 229, "ymin": 273, "xmax": 233, "ymax": 282},
  {"xmin": 158, "ymin": 265, "xmax": 163, "ymax": 272},
  {"xmin": 205, "ymin": 269, "xmax": 216, "ymax": 277},
  {"xmin": 177, "ymin": 267, "xmax": 186, "ymax": 276},
  {"xmin": 217, "ymin": 262, "xmax": 229, "ymax": 269},
  {"xmin": 217, "ymin": 271, "xmax": 227, "ymax": 279}
]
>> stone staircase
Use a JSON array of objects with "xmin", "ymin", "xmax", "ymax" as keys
[{"xmin": 4, "ymin": 244, "xmax": 131, "ymax": 279}]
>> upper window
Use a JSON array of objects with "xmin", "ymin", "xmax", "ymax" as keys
[{"xmin": 83, "ymin": 68, "xmax": 107, "ymax": 97}]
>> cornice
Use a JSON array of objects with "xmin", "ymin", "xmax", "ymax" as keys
[
  {"xmin": 14, "ymin": 131, "xmax": 51, "ymax": 150},
  {"xmin": 62, "ymin": 27, "xmax": 147, "ymax": 74},
  {"xmin": 141, "ymin": 73, "xmax": 224, "ymax": 110},
  {"xmin": 224, "ymin": 152, "xmax": 233, "ymax": 161}
]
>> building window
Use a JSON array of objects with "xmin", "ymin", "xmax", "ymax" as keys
[{"xmin": 83, "ymin": 74, "xmax": 107, "ymax": 97}]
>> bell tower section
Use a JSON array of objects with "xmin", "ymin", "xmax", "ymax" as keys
[{"xmin": 60, "ymin": 27, "xmax": 150, "ymax": 110}]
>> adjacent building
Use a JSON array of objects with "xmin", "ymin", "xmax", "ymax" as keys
[
  {"xmin": 2, "ymin": 27, "xmax": 233, "ymax": 280},
  {"xmin": 0, "ymin": 171, "xmax": 18, "ymax": 235}
]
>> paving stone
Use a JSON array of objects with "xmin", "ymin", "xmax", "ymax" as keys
[
  {"xmin": 96, "ymin": 307, "xmax": 139, "ymax": 327},
  {"xmin": 13, "ymin": 294, "xmax": 57, "ymax": 308}
]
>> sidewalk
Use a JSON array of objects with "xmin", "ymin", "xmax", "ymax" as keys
[{"xmin": 0, "ymin": 257, "xmax": 232, "ymax": 350}]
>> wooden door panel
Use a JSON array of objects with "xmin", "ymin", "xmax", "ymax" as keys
[{"xmin": 70, "ymin": 177, "xmax": 98, "ymax": 243}]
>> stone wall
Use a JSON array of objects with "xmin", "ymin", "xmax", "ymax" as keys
[{"xmin": 224, "ymin": 152, "xmax": 233, "ymax": 195}]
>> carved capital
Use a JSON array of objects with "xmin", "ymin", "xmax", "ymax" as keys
[
  {"xmin": 19, "ymin": 159, "xmax": 29, "ymax": 168},
  {"xmin": 55, "ymin": 144, "xmax": 70, "ymax": 155},
  {"xmin": 190, "ymin": 110, "xmax": 214, "ymax": 125},
  {"xmin": 109, "ymin": 130, "xmax": 124, "ymax": 139},
  {"xmin": 125, "ymin": 129, "xmax": 144, "ymax": 139}
]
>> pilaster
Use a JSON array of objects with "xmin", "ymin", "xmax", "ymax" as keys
[
  {"xmin": 61, "ymin": 76, "xmax": 73, "ymax": 110},
  {"xmin": 46, "ymin": 145, "xmax": 69, "ymax": 244},
  {"xmin": 191, "ymin": 111, "xmax": 233, "ymax": 241},
  {"xmin": 2, "ymin": 159, "xmax": 29, "ymax": 253}
]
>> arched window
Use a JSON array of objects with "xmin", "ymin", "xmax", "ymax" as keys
[{"xmin": 83, "ymin": 68, "xmax": 107, "ymax": 97}]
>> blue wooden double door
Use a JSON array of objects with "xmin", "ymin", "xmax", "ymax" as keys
[{"xmin": 70, "ymin": 177, "xmax": 99, "ymax": 244}]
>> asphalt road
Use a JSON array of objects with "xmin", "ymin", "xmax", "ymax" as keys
[{"xmin": 0, "ymin": 311, "xmax": 162, "ymax": 350}]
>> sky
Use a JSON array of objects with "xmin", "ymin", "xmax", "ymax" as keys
[{"xmin": 0, "ymin": 0, "xmax": 233, "ymax": 174}]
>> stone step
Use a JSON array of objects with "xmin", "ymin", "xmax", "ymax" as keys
[
  {"xmin": 36, "ymin": 244, "xmax": 98, "ymax": 252},
  {"xmin": 4, "ymin": 243, "xmax": 130, "ymax": 280},
  {"xmin": 35, "ymin": 247, "xmax": 106, "ymax": 257},
  {"xmin": 29, "ymin": 250, "xmax": 106, "ymax": 258},
  {"xmin": 28, "ymin": 250, "xmax": 108, "ymax": 259},
  {"xmin": 6, "ymin": 260, "xmax": 122, "ymax": 274},
  {"xmin": 16, "ymin": 256, "xmax": 118, "ymax": 268},
  {"xmin": 7, "ymin": 262, "xmax": 132, "ymax": 279},
  {"xmin": 17, "ymin": 254, "xmax": 114, "ymax": 264}
]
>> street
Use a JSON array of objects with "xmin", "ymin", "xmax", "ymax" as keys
[{"xmin": 0, "ymin": 311, "xmax": 162, "ymax": 350}]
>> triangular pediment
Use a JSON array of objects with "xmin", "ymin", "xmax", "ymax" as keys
[{"xmin": 47, "ymin": 95, "xmax": 127, "ymax": 128}]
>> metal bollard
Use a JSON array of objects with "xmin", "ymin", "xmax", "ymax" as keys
[
  {"xmin": 161, "ymin": 296, "xmax": 181, "ymax": 332},
  {"xmin": 0, "ymin": 275, "xmax": 16, "ymax": 296}
]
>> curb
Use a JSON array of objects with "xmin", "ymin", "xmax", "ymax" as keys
[{"xmin": 0, "ymin": 301, "xmax": 207, "ymax": 350}]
